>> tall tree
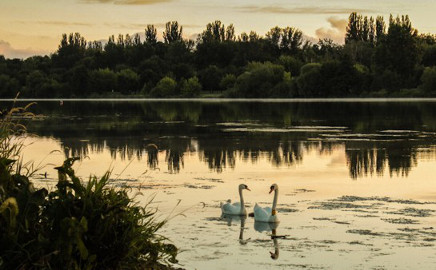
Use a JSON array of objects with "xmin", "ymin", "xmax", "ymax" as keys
[
  {"xmin": 362, "ymin": 16, "xmax": 369, "ymax": 42},
  {"xmin": 163, "ymin": 21, "xmax": 183, "ymax": 44},
  {"xmin": 225, "ymin": 24, "xmax": 235, "ymax": 41},
  {"xmin": 133, "ymin": 33, "xmax": 141, "ymax": 45},
  {"xmin": 375, "ymin": 16, "xmax": 386, "ymax": 44},
  {"xmin": 145, "ymin": 25, "xmax": 157, "ymax": 44},
  {"xmin": 345, "ymin": 12, "xmax": 360, "ymax": 43},
  {"xmin": 54, "ymin": 33, "xmax": 87, "ymax": 68},
  {"xmin": 200, "ymin": 20, "xmax": 225, "ymax": 43},
  {"xmin": 369, "ymin": 17, "xmax": 376, "ymax": 44},
  {"xmin": 374, "ymin": 14, "xmax": 418, "ymax": 86},
  {"xmin": 266, "ymin": 26, "xmax": 282, "ymax": 48},
  {"xmin": 281, "ymin": 27, "xmax": 303, "ymax": 54},
  {"xmin": 248, "ymin": 31, "xmax": 260, "ymax": 42}
]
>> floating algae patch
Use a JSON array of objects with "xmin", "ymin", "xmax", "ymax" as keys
[
  {"xmin": 276, "ymin": 207, "xmax": 299, "ymax": 213},
  {"xmin": 183, "ymin": 183, "xmax": 215, "ymax": 189},
  {"xmin": 382, "ymin": 218, "xmax": 420, "ymax": 224},
  {"xmin": 309, "ymin": 196, "xmax": 436, "ymax": 214},
  {"xmin": 348, "ymin": 241, "xmax": 373, "ymax": 246},
  {"xmin": 308, "ymin": 201, "xmax": 378, "ymax": 210},
  {"xmin": 319, "ymin": 240, "xmax": 339, "ymax": 244},
  {"xmin": 286, "ymin": 189, "xmax": 316, "ymax": 196},
  {"xmin": 336, "ymin": 195, "xmax": 435, "ymax": 205},
  {"xmin": 193, "ymin": 177, "xmax": 224, "ymax": 183},
  {"xmin": 397, "ymin": 227, "xmax": 436, "ymax": 241},
  {"xmin": 295, "ymin": 188, "xmax": 316, "ymax": 193},
  {"xmin": 355, "ymin": 214, "xmax": 380, "ymax": 218},
  {"xmin": 346, "ymin": 229, "xmax": 384, "ymax": 236},
  {"xmin": 333, "ymin": 220, "xmax": 351, "ymax": 225},
  {"xmin": 313, "ymin": 217, "xmax": 350, "ymax": 225},
  {"xmin": 313, "ymin": 217, "xmax": 334, "ymax": 221},
  {"xmin": 397, "ymin": 227, "xmax": 419, "ymax": 233},
  {"xmin": 204, "ymin": 217, "xmax": 224, "ymax": 222},
  {"xmin": 385, "ymin": 207, "xmax": 435, "ymax": 217}
]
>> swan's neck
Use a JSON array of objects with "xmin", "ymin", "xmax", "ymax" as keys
[
  {"xmin": 239, "ymin": 188, "xmax": 245, "ymax": 211},
  {"xmin": 273, "ymin": 238, "xmax": 279, "ymax": 257},
  {"xmin": 270, "ymin": 229, "xmax": 279, "ymax": 260},
  {"xmin": 271, "ymin": 189, "xmax": 278, "ymax": 215},
  {"xmin": 239, "ymin": 217, "xmax": 245, "ymax": 240}
]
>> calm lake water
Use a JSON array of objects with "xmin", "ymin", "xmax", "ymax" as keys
[{"xmin": 5, "ymin": 99, "xmax": 436, "ymax": 269}]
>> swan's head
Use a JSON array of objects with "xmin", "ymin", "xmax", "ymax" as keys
[
  {"xmin": 270, "ymin": 251, "xmax": 279, "ymax": 260},
  {"xmin": 239, "ymin": 184, "xmax": 250, "ymax": 191},
  {"xmin": 269, "ymin": 183, "xmax": 278, "ymax": 194}
]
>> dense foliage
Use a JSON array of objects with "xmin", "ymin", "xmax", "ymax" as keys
[
  {"xmin": 0, "ymin": 105, "xmax": 177, "ymax": 269},
  {"xmin": 1, "ymin": 14, "xmax": 436, "ymax": 98}
]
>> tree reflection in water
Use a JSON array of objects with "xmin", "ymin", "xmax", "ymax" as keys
[{"xmin": 13, "ymin": 100, "xmax": 436, "ymax": 179}]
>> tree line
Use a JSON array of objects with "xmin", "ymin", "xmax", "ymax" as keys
[{"xmin": 1, "ymin": 13, "xmax": 436, "ymax": 98}]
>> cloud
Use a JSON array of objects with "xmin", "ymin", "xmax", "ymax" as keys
[
  {"xmin": 81, "ymin": 0, "xmax": 173, "ymax": 5},
  {"xmin": 0, "ymin": 40, "xmax": 50, "ymax": 59},
  {"xmin": 302, "ymin": 34, "xmax": 318, "ymax": 44},
  {"xmin": 103, "ymin": 22, "xmax": 201, "ymax": 30},
  {"xmin": 315, "ymin": 17, "xmax": 348, "ymax": 44},
  {"xmin": 237, "ymin": 5, "xmax": 373, "ymax": 15},
  {"xmin": 16, "ymin": 20, "xmax": 92, "ymax": 27},
  {"xmin": 38, "ymin": 21, "xmax": 93, "ymax": 27}
]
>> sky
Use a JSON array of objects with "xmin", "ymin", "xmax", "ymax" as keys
[{"xmin": 1, "ymin": 0, "xmax": 436, "ymax": 59}]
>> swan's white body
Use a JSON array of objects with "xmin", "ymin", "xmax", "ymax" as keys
[
  {"xmin": 254, "ymin": 184, "xmax": 279, "ymax": 223},
  {"xmin": 221, "ymin": 184, "xmax": 250, "ymax": 215}
]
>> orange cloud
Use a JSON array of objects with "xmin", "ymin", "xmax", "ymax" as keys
[
  {"xmin": 0, "ymin": 40, "xmax": 50, "ymax": 59},
  {"xmin": 16, "ymin": 20, "xmax": 93, "ymax": 27},
  {"xmin": 315, "ymin": 17, "xmax": 348, "ymax": 44},
  {"xmin": 238, "ymin": 6, "xmax": 373, "ymax": 15},
  {"xmin": 81, "ymin": 0, "xmax": 173, "ymax": 5}
]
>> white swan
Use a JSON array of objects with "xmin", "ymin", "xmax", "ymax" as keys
[
  {"xmin": 221, "ymin": 184, "xmax": 250, "ymax": 215},
  {"xmin": 254, "ymin": 183, "xmax": 279, "ymax": 223}
]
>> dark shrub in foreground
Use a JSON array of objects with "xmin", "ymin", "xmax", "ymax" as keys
[{"xmin": 0, "ymin": 105, "xmax": 177, "ymax": 269}]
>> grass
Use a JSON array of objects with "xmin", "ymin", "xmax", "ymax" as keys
[{"xmin": 0, "ymin": 102, "xmax": 178, "ymax": 270}]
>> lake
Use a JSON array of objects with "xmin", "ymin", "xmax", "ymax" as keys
[{"xmin": 6, "ymin": 99, "xmax": 436, "ymax": 269}]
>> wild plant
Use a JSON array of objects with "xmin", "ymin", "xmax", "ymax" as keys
[{"xmin": 0, "ymin": 103, "xmax": 178, "ymax": 270}]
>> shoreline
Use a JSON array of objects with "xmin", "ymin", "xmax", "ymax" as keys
[{"xmin": 3, "ymin": 97, "xmax": 436, "ymax": 103}]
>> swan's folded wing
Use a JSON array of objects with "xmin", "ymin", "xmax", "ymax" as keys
[
  {"xmin": 222, "ymin": 203, "xmax": 238, "ymax": 213},
  {"xmin": 254, "ymin": 205, "xmax": 269, "ymax": 219},
  {"xmin": 263, "ymin": 207, "xmax": 272, "ymax": 215},
  {"xmin": 231, "ymin": 202, "xmax": 241, "ymax": 208}
]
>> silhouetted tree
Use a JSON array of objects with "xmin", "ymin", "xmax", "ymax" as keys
[
  {"xmin": 163, "ymin": 21, "xmax": 183, "ymax": 44},
  {"xmin": 145, "ymin": 25, "xmax": 157, "ymax": 44}
]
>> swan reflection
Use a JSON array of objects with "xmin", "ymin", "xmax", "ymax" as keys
[
  {"xmin": 254, "ymin": 221, "xmax": 280, "ymax": 260},
  {"xmin": 221, "ymin": 214, "xmax": 249, "ymax": 245}
]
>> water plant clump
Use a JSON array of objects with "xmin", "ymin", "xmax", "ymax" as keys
[{"xmin": 0, "ymin": 104, "xmax": 178, "ymax": 269}]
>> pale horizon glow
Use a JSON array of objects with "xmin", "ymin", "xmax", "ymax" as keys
[{"xmin": 1, "ymin": 0, "xmax": 436, "ymax": 59}]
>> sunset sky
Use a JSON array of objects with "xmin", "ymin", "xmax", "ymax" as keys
[{"xmin": 1, "ymin": 0, "xmax": 436, "ymax": 59}]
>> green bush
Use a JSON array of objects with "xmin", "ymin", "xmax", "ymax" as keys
[
  {"xmin": 0, "ymin": 105, "xmax": 178, "ymax": 269},
  {"xmin": 219, "ymin": 74, "xmax": 236, "ymax": 90},
  {"xmin": 181, "ymin": 76, "xmax": 202, "ymax": 97},
  {"xmin": 150, "ymin": 76, "xmax": 177, "ymax": 97},
  {"xmin": 420, "ymin": 66, "xmax": 436, "ymax": 93},
  {"xmin": 89, "ymin": 68, "xmax": 118, "ymax": 95},
  {"xmin": 278, "ymin": 55, "xmax": 303, "ymax": 76},
  {"xmin": 296, "ymin": 63, "xmax": 322, "ymax": 97},
  {"xmin": 233, "ymin": 62, "xmax": 285, "ymax": 98},
  {"xmin": 117, "ymin": 68, "xmax": 140, "ymax": 94}
]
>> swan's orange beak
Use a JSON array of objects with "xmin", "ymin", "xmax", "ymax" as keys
[
  {"xmin": 246, "ymin": 187, "xmax": 251, "ymax": 191},
  {"xmin": 269, "ymin": 187, "xmax": 274, "ymax": 194}
]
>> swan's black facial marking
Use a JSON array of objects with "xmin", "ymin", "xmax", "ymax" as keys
[
  {"xmin": 244, "ymin": 184, "xmax": 251, "ymax": 191},
  {"xmin": 269, "ymin": 185, "xmax": 275, "ymax": 194}
]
